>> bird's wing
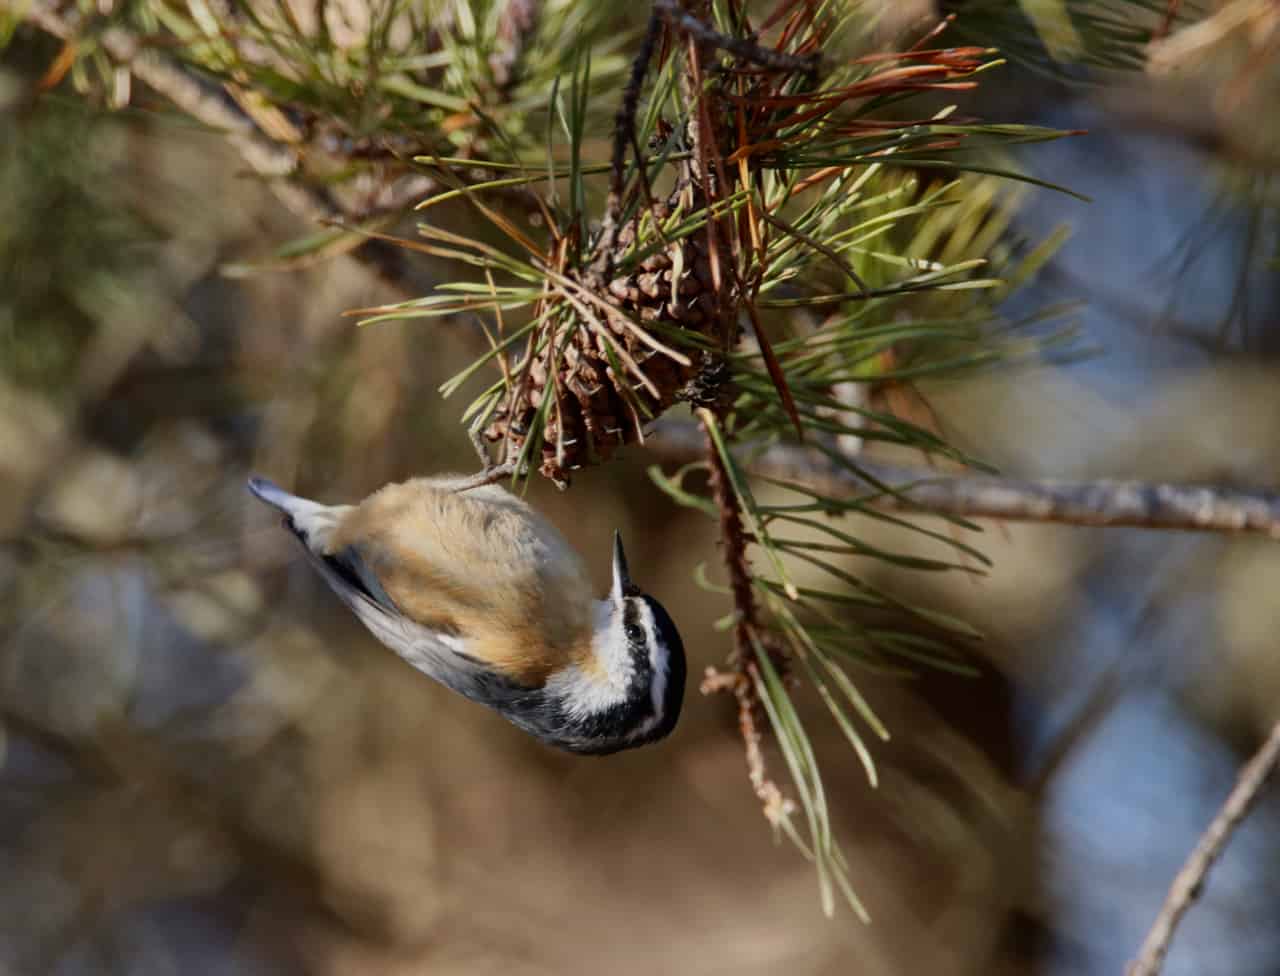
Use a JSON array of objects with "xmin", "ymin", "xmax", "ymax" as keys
[
  {"xmin": 300, "ymin": 536, "xmax": 490, "ymax": 694},
  {"xmin": 249, "ymin": 475, "xmax": 506, "ymax": 694},
  {"xmin": 316, "ymin": 541, "xmax": 400, "ymax": 615},
  {"xmin": 327, "ymin": 479, "xmax": 594, "ymax": 686}
]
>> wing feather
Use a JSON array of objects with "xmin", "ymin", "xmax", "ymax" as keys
[
  {"xmin": 321, "ymin": 543, "xmax": 400, "ymax": 614},
  {"xmin": 327, "ymin": 478, "xmax": 594, "ymax": 686}
]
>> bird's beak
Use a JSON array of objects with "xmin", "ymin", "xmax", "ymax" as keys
[{"xmin": 611, "ymin": 530, "xmax": 638, "ymax": 601}]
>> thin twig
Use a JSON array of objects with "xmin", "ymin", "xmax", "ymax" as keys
[
  {"xmin": 1127, "ymin": 718, "xmax": 1280, "ymax": 976},
  {"xmin": 701, "ymin": 665, "xmax": 794, "ymax": 828},
  {"xmin": 699, "ymin": 407, "xmax": 795, "ymax": 825},
  {"xmin": 700, "ymin": 409, "xmax": 759, "ymax": 666},
  {"xmin": 651, "ymin": 420, "xmax": 1280, "ymax": 539},
  {"xmin": 448, "ymin": 460, "xmax": 520, "ymax": 493},
  {"xmin": 592, "ymin": 7, "xmax": 663, "ymax": 280},
  {"xmin": 654, "ymin": 0, "xmax": 821, "ymax": 75}
]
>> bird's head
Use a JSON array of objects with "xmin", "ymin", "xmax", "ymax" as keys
[{"xmin": 534, "ymin": 532, "xmax": 686, "ymax": 754}]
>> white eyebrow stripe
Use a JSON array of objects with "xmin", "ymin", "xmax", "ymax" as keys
[{"xmin": 628, "ymin": 603, "xmax": 668, "ymax": 740}]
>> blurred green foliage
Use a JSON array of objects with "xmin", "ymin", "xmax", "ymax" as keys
[{"xmin": 0, "ymin": 81, "xmax": 158, "ymax": 396}]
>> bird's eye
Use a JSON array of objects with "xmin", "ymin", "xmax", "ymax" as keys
[{"xmin": 625, "ymin": 624, "xmax": 643, "ymax": 643}]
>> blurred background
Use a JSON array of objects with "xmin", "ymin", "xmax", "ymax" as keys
[{"xmin": 3, "ymin": 3, "xmax": 1280, "ymax": 974}]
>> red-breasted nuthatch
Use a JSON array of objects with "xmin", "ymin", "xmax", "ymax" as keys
[{"xmin": 248, "ymin": 475, "xmax": 686, "ymax": 754}]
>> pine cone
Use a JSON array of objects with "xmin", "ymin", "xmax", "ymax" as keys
[{"xmin": 485, "ymin": 191, "xmax": 734, "ymax": 483}]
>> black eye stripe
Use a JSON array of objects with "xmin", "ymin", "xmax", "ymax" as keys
[{"xmin": 622, "ymin": 602, "xmax": 641, "ymax": 642}]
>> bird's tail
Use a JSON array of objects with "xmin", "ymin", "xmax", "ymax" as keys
[{"xmin": 247, "ymin": 476, "xmax": 347, "ymax": 550}]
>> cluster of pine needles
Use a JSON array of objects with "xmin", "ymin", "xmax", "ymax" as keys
[{"xmin": 349, "ymin": 0, "xmax": 1082, "ymax": 917}]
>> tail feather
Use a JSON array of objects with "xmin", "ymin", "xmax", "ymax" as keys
[
  {"xmin": 248, "ymin": 476, "xmax": 296, "ymax": 511},
  {"xmin": 247, "ymin": 476, "xmax": 345, "ymax": 549}
]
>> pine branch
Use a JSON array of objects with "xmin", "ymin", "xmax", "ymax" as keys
[
  {"xmin": 1127, "ymin": 717, "xmax": 1280, "ymax": 976},
  {"xmin": 701, "ymin": 408, "xmax": 761, "ymax": 669},
  {"xmin": 652, "ymin": 420, "xmax": 1280, "ymax": 539},
  {"xmin": 23, "ymin": 2, "xmax": 414, "ymax": 290},
  {"xmin": 699, "ymin": 405, "xmax": 795, "ymax": 830}
]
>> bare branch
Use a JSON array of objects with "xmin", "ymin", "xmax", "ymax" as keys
[
  {"xmin": 1127, "ymin": 718, "xmax": 1280, "ymax": 976},
  {"xmin": 650, "ymin": 421, "xmax": 1280, "ymax": 538}
]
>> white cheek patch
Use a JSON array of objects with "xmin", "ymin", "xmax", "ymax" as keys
[
  {"xmin": 545, "ymin": 664, "xmax": 629, "ymax": 721},
  {"xmin": 545, "ymin": 616, "xmax": 633, "ymax": 721},
  {"xmin": 491, "ymin": 600, "xmax": 670, "ymax": 744}
]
